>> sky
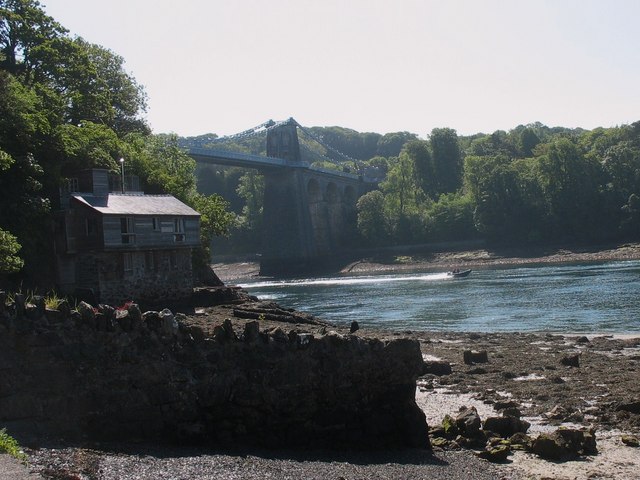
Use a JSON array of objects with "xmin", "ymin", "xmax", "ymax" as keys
[{"xmin": 41, "ymin": 0, "xmax": 640, "ymax": 138}]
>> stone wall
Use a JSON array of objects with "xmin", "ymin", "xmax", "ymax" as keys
[
  {"xmin": 0, "ymin": 293, "xmax": 429, "ymax": 449},
  {"xmin": 93, "ymin": 249, "xmax": 194, "ymax": 306}
]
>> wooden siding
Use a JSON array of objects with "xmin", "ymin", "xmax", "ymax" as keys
[{"xmin": 102, "ymin": 215, "xmax": 200, "ymax": 249}]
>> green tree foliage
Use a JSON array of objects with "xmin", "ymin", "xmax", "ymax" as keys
[
  {"xmin": 356, "ymin": 190, "xmax": 388, "ymax": 246},
  {"xmin": 403, "ymin": 139, "xmax": 433, "ymax": 198},
  {"xmin": 0, "ymin": 0, "xmax": 233, "ymax": 286},
  {"xmin": 518, "ymin": 127, "xmax": 540, "ymax": 157},
  {"xmin": 424, "ymin": 193, "xmax": 475, "ymax": 242},
  {"xmin": 0, "ymin": 227, "xmax": 23, "ymax": 274},
  {"xmin": 464, "ymin": 154, "xmax": 544, "ymax": 242},
  {"xmin": 381, "ymin": 153, "xmax": 416, "ymax": 219},
  {"xmin": 231, "ymin": 170, "xmax": 264, "ymax": 252},
  {"xmin": 189, "ymin": 192, "xmax": 234, "ymax": 277},
  {"xmin": 536, "ymin": 138, "xmax": 605, "ymax": 239},
  {"xmin": 236, "ymin": 170, "xmax": 264, "ymax": 231},
  {"xmin": 376, "ymin": 131, "xmax": 418, "ymax": 158},
  {"xmin": 429, "ymin": 127, "xmax": 462, "ymax": 194}
]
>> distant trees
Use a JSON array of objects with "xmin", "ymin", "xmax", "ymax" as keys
[{"xmin": 355, "ymin": 121, "xmax": 640, "ymax": 248}]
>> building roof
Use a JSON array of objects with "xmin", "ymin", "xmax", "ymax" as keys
[{"xmin": 72, "ymin": 193, "xmax": 200, "ymax": 216}]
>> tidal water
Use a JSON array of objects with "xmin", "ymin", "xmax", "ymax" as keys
[{"xmin": 239, "ymin": 260, "xmax": 640, "ymax": 333}]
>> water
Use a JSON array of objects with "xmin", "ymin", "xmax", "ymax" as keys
[{"xmin": 239, "ymin": 260, "xmax": 640, "ymax": 333}]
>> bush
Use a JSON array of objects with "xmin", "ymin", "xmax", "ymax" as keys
[{"xmin": 0, "ymin": 428, "xmax": 27, "ymax": 462}]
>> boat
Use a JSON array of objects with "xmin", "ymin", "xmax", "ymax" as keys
[{"xmin": 447, "ymin": 269, "xmax": 471, "ymax": 278}]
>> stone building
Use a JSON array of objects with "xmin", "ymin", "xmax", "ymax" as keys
[{"xmin": 55, "ymin": 169, "xmax": 200, "ymax": 306}]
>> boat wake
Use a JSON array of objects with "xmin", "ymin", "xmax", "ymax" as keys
[{"xmin": 240, "ymin": 272, "xmax": 449, "ymax": 289}]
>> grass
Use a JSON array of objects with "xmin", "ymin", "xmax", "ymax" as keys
[
  {"xmin": 44, "ymin": 291, "xmax": 64, "ymax": 310},
  {"xmin": 0, "ymin": 428, "xmax": 27, "ymax": 462}
]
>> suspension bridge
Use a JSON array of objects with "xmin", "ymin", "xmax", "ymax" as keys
[{"xmin": 188, "ymin": 118, "xmax": 377, "ymax": 275}]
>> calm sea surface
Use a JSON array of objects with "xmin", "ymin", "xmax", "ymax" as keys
[{"xmin": 239, "ymin": 260, "xmax": 640, "ymax": 333}]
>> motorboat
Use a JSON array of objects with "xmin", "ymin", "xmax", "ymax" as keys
[{"xmin": 447, "ymin": 269, "xmax": 471, "ymax": 278}]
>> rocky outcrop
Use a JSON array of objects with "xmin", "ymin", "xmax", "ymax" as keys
[
  {"xmin": 429, "ymin": 405, "xmax": 596, "ymax": 463},
  {"xmin": 0, "ymin": 293, "xmax": 429, "ymax": 450}
]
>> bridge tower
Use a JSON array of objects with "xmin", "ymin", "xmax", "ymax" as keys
[
  {"xmin": 261, "ymin": 120, "xmax": 316, "ymax": 274},
  {"xmin": 266, "ymin": 119, "xmax": 301, "ymax": 162}
]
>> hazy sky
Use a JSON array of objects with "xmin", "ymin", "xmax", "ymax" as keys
[{"xmin": 42, "ymin": 0, "xmax": 640, "ymax": 138}]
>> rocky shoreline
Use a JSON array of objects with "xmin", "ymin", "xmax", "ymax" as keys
[{"xmin": 14, "ymin": 244, "xmax": 640, "ymax": 479}]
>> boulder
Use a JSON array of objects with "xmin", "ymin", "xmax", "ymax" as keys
[
  {"xmin": 621, "ymin": 435, "xmax": 639, "ymax": 447},
  {"xmin": 617, "ymin": 401, "xmax": 640, "ymax": 414},
  {"xmin": 509, "ymin": 432, "xmax": 532, "ymax": 451},
  {"xmin": 560, "ymin": 353, "xmax": 580, "ymax": 367},
  {"xmin": 478, "ymin": 443, "xmax": 510, "ymax": 463},
  {"xmin": 463, "ymin": 350, "xmax": 488, "ymax": 364},
  {"xmin": 531, "ymin": 428, "xmax": 597, "ymax": 460},
  {"xmin": 455, "ymin": 406, "xmax": 482, "ymax": 436},
  {"xmin": 143, "ymin": 311, "xmax": 162, "ymax": 330},
  {"xmin": 127, "ymin": 303, "xmax": 143, "ymax": 327},
  {"xmin": 483, "ymin": 415, "xmax": 530, "ymax": 438},
  {"xmin": 115, "ymin": 309, "xmax": 132, "ymax": 332},
  {"xmin": 243, "ymin": 321, "xmax": 260, "ymax": 343},
  {"xmin": 422, "ymin": 360, "xmax": 452, "ymax": 376},
  {"xmin": 77, "ymin": 301, "xmax": 96, "ymax": 326},
  {"xmin": 442, "ymin": 414, "xmax": 459, "ymax": 437}
]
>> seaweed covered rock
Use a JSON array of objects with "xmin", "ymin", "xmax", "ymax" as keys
[{"xmin": 531, "ymin": 428, "xmax": 597, "ymax": 460}]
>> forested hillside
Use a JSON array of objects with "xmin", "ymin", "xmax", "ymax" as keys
[{"xmin": 191, "ymin": 120, "xmax": 640, "ymax": 254}]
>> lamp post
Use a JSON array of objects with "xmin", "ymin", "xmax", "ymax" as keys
[{"xmin": 119, "ymin": 158, "xmax": 125, "ymax": 193}]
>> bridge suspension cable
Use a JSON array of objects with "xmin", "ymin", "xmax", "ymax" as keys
[
  {"xmin": 209, "ymin": 117, "xmax": 365, "ymax": 173},
  {"xmin": 208, "ymin": 119, "xmax": 278, "ymax": 143},
  {"xmin": 290, "ymin": 120, "xmax": 364, "ymax": 173}
]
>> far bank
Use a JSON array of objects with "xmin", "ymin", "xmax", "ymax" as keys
[{"xmin": 212, "ymin": 242, "xmax": 640, "ymax": 284}]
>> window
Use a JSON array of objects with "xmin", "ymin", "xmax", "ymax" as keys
[
  {"xmin": 152, "ymin": 217, "xmax": 161, "ymax": 232},
  {"xmin": 173, "ymin": 218, "xmax": 185, "ymax": 242},
  {"xmin": 120, "ymin": 217, "xmax": 135, "ymax": 244}
]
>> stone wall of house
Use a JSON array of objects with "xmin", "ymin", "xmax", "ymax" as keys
[
  {"xmin": 0, "ymin": 293, "xmax": 430, "ymax": 449},
  {"xmin": 94, "ymin": 249, "xmax": 194, "ymax": 306}
]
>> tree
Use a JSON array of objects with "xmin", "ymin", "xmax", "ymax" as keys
[
  {"xmin": 0, "ymin": 0, "xmax": 68, "ymax": 81},
  {"xmin": 536, "ymin": 138, "xmax": 605, "ymax": 240},
  {"xmin": 236, "ymin": 170, "xmax": 264, "ymax": 231},
  {"xmin": 403, "ymin": 139, "xmax": 433, "ymax": 198},
  {"xmin": 356, "ymin": 190, "xmax": 388, "ymax": 246},
  {"xmin": 518, "ymin": 127, "xmax": 540, "ymax": 157},
  {"xmin": 1, "ymin": 1, "xmax": 148, "ymax": 134},
  {"xmin": 189, "ymin": 192, "xmax": 234, "ymax": 283},
  {"xmin": 0, "ymin": 144, "xmax": 23, "ymax": 276},
  {"xmin": 376, "ymin": 131, "xmax": 418, "ymax": 157},
  {"xmin": 381, "ymin": 153, "xmax": 415, "ymax": 218},
  {"xmin": 429, "ymin": 128, "xmax": 462, "ymax": 194},
  {"xmin": 464, "ymin": 154, "xmax": 544, "ymax": 242},
  {"xmin": 424, "ymin": 193, "xmax": 476, "ymax": 242},
  {"xmin": 381, "ymin": 153, "xmax": 424, "ymax": 243},
  {"xmin": 0, "ymin": 227, "xmax": 23, "ymax": 274}
]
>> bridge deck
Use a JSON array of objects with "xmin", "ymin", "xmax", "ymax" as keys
[{"xmin": 189, "ymin": 148, "xmax": 362, "ymax": 181}]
